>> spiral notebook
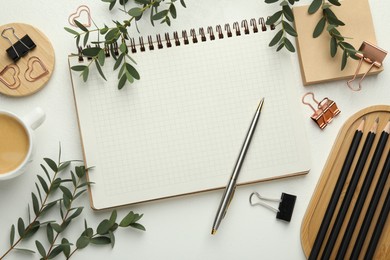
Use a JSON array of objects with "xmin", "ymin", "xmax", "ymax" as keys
[{"xmin": 69, "ymin": 17, "xmax": 311, "ymax": 210}]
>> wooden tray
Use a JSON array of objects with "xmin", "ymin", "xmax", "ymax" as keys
[
  {"xmin": 0, "ymin": 23, "xmax": 55, "ymax": 97},
  {"xmin": 301, "ymin": 105, "xmax": 390, "ymax": 259}
]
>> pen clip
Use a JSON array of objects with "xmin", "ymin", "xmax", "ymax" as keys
[{"xmin": 223, "ymin": 186, "xmax": 236, "ymax": 218}]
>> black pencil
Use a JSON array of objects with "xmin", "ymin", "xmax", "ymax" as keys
[
  {"xmin": 336, "ymin": 120, "xmax": 390, "ymax": 260},
  {"xmin": 308, "ymin": 118, "xmax": 365, "ymax": 260},
  {"xmin": 321, "ymin": 118, "xmax": 378, "ymax": 259},
  {"xmin": 350, "ymin": 149, "xmax": 390, "ymax": 259},
  {"xmin": 364, "ymin": 187, "xmax": 390, "ymax": 260}
]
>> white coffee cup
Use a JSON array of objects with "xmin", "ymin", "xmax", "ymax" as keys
[{"xmin": 0, "ymin": 107, "xmax": 45, "ymax": 181}]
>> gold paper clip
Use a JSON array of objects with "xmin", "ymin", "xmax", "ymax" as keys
[
  {"xmin": 347, "ymin": 41, "xmax": 387, "ymax": 91},
  {"xmin": 302, "ymin": 92, "xmax": 340, "ymax": 129}
]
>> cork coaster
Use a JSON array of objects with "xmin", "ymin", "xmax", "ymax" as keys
[{"xmin": 0, "ymin": 23, "xmax": 55, "ymax": 97}]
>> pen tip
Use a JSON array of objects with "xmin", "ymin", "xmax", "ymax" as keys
[{"xmin": 211, "ymin": 229, "xmax": 217, "ymax": 235}]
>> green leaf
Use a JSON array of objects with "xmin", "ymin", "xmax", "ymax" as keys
[
  {"xmin": 180, "ymin": 0, "xmax": 186, "ymax": 8},
  {"xmin": 63, "ymin": 193, "xmax": 72, "ymax": 209},
  {"xmin": 169, "ymin": 4, "xmax": 177, "ymax": 19},
  {"xmin": 130, "ymin": 223, "xmax": 146, "ymax": 231},
  {"xmin": 266, "ymin": 11, "xmax": 283, "ymax": 26},
  {"xmin": 128, "ymin": 7, "xmax": 143, "ymax": 17},
  {"xmin": 269, "ymin": 30, "xmax": 283, "ymax": 47},
  {"xmin": 62, "ymin": 238, "xmax": 71, "ymax": 258},
  {"xmin": 341, "ymin": 49, "xmax": 348, "ymax": 70},
  {"xmin": 51, "ymin": 223, "xmax": 62, "ymax": 233},
  {"xmin": 330, "ymin": 37, "xmax": 337, "ymax": 57},
  {"xmin": 119, "ymin": 42, "xmax": 127, "ymax": 54},
  {"xmin": 109, "ymin": 231, "xmax": 115, "ymax": 248},
  {"xmin": 74, "ymin": 20, "xmax": 88, "ymax": 32},
  {"xmin": 98, "ymin": 49, "xmax": 106, "ymax": 66},
  {"xmin": 76, "ymin": 236, "xmax": 90, "ymax": 249},
  {"xmin": 83, "ymin": 32, "xmax": 90, "ymax": 47},
  {"xmin": 24, "ymin": 221, "xmax": 40, "ymax": 239},
  {"xmin": 14, "ymin": 248, "xmax": 35, "ymax": 254},
  {"xmin": 60, "ymin": 186, "xmax": 73, "ymax": 199},
  {"xmin": 64, "ymin": 27, "xmax": 79, "ymax": 35},
  {"xmin": 82, "ymin": 67, "xmax": 90, "ymax": 82},
  {"xmin": 126, "ymin": 63, "xmax": 140, "ymax": 79},
  {"xmin": 69, "ymin": 207, "xmax": 83, "ymax": 220},
  {"xmin": 74, "ymin": 189, "xmax": 88, "ymax": 199},
  {"xmin": 35, "ymin": 240, "xmax": 46, "ymax": 257},
  {"xmin": 279, "ymin": 0, "xmax": 288, "ymax": 6},
  {"xmin": 313, "ymin": 17, "xmax": 326, "ymax": 38},
  {"xmin": 37, "ymin": 175, "xmax": 49, "ymax": 194},
  {"xmin": 105, "ymin": 28, "xmax": 120, "ymax": 42},
  {"xmin": 35, "ymin": 183, "xmax": 43, "ymax": 204},
  {"xmin": 110, "ymin": 210, "xmax": 117, "ymax": 223},
  {"xmin": 97, "ymin": 219, "xmax": 112, "ymax": 235},
  {"xmin": 324, "ymin": 8, "xmax": 345, "ymax": 26},
  {"xmin": 282, "ymin": 21, "xmax": 297, "ymax": 37},
  {"xmin": 265, "ymin": 0, "xmax": 279, "ymax": 3},
  {"xmin": 44, "ymin": 158, "xmax": 58, "ymax": 172},
  {"xmin": 95, "ymin": 61, "xmax": 107, "ymax": 81},
  {"xmin": 118, "ymin": 74, "xmax": 127, "ymax": 89},
  {"xmin": 10, "ymin": 224, "xmax": 15, "ymax": 246},
  {"xmin": 31, "ymin": 193, "xmax": 40, "ymax": 215},
  {"xmin": 328, "ymin": 0, "xmax": 341, "ymax": 6},
  {"xmin": 308, "ymin": 0, "xmax": 322, "ymax": 14},
  {"xmin": 17, "ymin": 218, "xmax": 25, "ymax": 237},
  {"xmin": 70, "ymin": 171, "xmax": 77, "ymax": 187},
  {"xmin": 100, "ymin": 25, "xmax": 109, "ymax": 35},
  {"xmin": 114, "ymin": 53, "xmax": 125, "ymax": 71},
  {"xmin": 152, "ymin": 10, "xmax": 169, "ymax": 21},
  {"xmin": 119, "ymin": 211, "xmax": 135, "ymax": 227},
  {"xmin": 71, "ymin": 65, "xmax": 88, "ymax": 72},
  {"xmin": 75, "ymin": 166, "xmax": 86, "ymax": 178},
  {"xmin": 283, "ymin": 37, "xmax": 296, "ymax": 52},
  {"xmin": 48, "ymin": 245, "xmax": 63, "ymax": 259},
  {"xmin": 91, "ymin": 236, "xmax": 111, "ymax": 245},
  {"xmin": 41, "ymin": 201, "xmax": 57, "ymax": 215},
  {"xmin": 282, "ymin": 5, "xmax": 294, "ymax": 22},
  {"xmin": 47, "ymin": 223, "xmax": 54, "ymax": 243},
  {"xmin": 82, "ymin": 47, "xmax": 101, "ymax": 57}
]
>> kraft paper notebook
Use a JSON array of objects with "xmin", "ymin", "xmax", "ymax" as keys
[
  {"xmin": 293, "ymin": 0, "xmax": 383, "ymax": 85},
  {"xmin": 69, "ymin": 17, "xmax": 311, "ymax": 210}
]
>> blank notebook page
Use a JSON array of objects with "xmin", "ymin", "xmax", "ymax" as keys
[{"xmin": 69, "ymin": 25, "xmax": 310, "ymax": 210}]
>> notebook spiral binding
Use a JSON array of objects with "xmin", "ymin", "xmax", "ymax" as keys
[{"xmin": 77, "ymin": 17, "xmax": 273, "ymax": 61}]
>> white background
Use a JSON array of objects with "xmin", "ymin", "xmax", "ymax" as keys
[{"xmin": 0, "ymin": 0, "xmax": 389, "ymax": 259}]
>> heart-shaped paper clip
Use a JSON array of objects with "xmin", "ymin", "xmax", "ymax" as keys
[
  {"xmin": 24, "ymin": 56, "xmax": 49, "ymax": 82},
  {"xmin": 0, "ymin": 64, "xmax": 21, "ymax": 89},
  {"xmin": 68, "ymin": 5, "xmax": 92, "ymax": 28}
]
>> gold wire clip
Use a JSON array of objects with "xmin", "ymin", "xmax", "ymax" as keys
[
  {"xmin": 302, "ymin": 92, "xmax": 340, "ymax": 129},
  {"xmin": 347, "ymin": 41, "xmax": 387, "ymax": 91}
]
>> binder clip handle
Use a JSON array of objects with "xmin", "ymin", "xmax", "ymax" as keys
[
  {"xmin": 347, "ymin": 41, "xmax": 387, "ymax": 91},
  {"xmin": 1, "ymin": 27, "xmax": 36, "ymax": 62}
]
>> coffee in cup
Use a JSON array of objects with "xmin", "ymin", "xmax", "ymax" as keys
[{"xmin": 0, "ymin": 108, "xmax": 45, "ymax": 180}]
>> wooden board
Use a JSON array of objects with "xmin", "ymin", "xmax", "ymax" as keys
[
  {"xmin": 0, "ymin": 23, "xmax": 55, "ymax": 97},
  {"xmin": 301, "ymin": 105, "xmax": 390, "ymax": 259}
]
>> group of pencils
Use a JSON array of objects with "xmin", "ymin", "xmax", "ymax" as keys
[{"xmin": 309, "ymin": 116, "xmax": 390, "ymax": 260}]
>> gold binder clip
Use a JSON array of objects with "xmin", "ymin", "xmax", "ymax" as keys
[
  {"xmin": 302, "ymin": 92, "xmax": 340, "ymax": 129},
  {"xmin": 347, "ymin": 41, "xmax": 387, "ymax": 91}
]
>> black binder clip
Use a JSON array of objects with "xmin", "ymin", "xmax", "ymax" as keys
[
  {"xmin": 2, "ymin": 27, "xmax": 36, "ymax": 62},
  {"xmin": 302, "ymin": 92, "xmax": 340, "ymax": 130},
  {"xmin": 250, "ymin": 192, "xmax": 297, "ymax": 222},
  {"xmin": 347, "ymin": 41, "xmax": 387, "ymax": 91}
]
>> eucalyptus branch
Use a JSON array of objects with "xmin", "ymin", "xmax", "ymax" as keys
[
  {"xmin": 265, "ymin": 0, "xmax": 299, "ymax": 52},
  {"xmin": 309, "ymin": 0, "xmax": 358, "ymax": 69},
  {"xmin": 0, "ymin": 158, "xmax": 72, "ymax": 260},
  {"xmin": 65, "ymin": 0, "xmax": 186, "ymax": 89},
  {"xmin": 1, "ymin": 149, "xmax": 145, "ymax": 260}
]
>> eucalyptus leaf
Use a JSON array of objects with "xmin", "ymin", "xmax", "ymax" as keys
[
  {"xmin": 10, "ymin": 224, "xmax": 15, "ymax": 246},
  {"xmin": 48, "ymin": 244, "xmax": 64, "ymax": 259},
  {"xmin": 266, "ymin": 11, "xmax": 282, "ymax": 26},
  {"xmin": 119, "ymin": 211, "xmax": 135, "ymax": 227},
  {"xmin": 71, "ymin": 65, "xmax": 88, "ymax": 72},
  {"xmin": 74, "ymin": 189, "xmax": 87, "ymax": 199},
  {"xmin": 118, "ymin": 74, "xmax": 127, "ymax": 89},
  {"xmin": 58, "ymin": 161, "xmax": 71, "ymax": 172},
  {"xmin": 14, "ymin": 248, "xmax": 35, "ymax": 254},
  {"xmin": 130, "ymin": 223, "xmax": 146, "ymax": 231},
  {"xmin": 41, "ymin": 201, "xmax": 57, "ymax": 215},
  {"xmin": 82, "ymin": 47, "xmax": 101, "ymax": 57},
  {"xmin": 265, "ymin": 0, "xmax": 279, "ymax": 3},
  {"xmin": 44, "ymin": 158, "xmax": 58, "ymax": 172},
  {"xmin": 47, "ymin": 223, "xmax": 54, "ymax": 244},
  {"xmin": 95, "ymin": 61, "xmax": 107, "ymax": 81},
  {"xmin": 330, "ymin": 37, "xmax": 337, "ymax": 57},
  {"xmin": 169, "ymin": 4, "xmax": 177, "ymax": 19},
  {"xmin": 24, "ymin": 221, "xmax": 40, "ymax": 239},
  {"xmin": 98, "ymin": 49, "xmax": 106, "ymax": 66},
  {"xmin": 82, "ymin": 67, "xmax": 90, "ymax": 82},
  {"xmin": 74, "ymin": 20, "xmax": 88, "ymax": 32},
  {"xmin": 83, "ymin": 32, "xmax": 90, "ymax": 47},
  {"xmin": 76, "ymin": 236, "xmax": 90, "ymax": 249},
  {"xmin": 109, "ymin": 231, "xmax": 115, "ymax": 248},
  {"xmin": 64, "ymin": 27, "xmax": 79, "ymax": 35},
  {"xmin": 128, "ymin": 7, "xmax": 143, "ymax": 17},
  {"xmin": 31, "ymin": 193, "xmax": 40, "ymax": 216},
  {"xmin": 91, "ymin": 236, "xmax": 111, "ymax": 245},
  {"xmin": 60, "ymin": 186, "xmax": 73, "ymax": 200},
  {"xmin": 282, "ymin": 5, "xmax": 294, "ymax": 22},
  {"xmin": 37, "ymin": 175, "xmax": 49, "ymax": 194},
  {"xmin": 105, "ymin": 28, "xmax": 120, "ymax": 42},
  {"xmin": 69, "ymin": 207, "xmax": 83, "ymax": 220},
  {"xmin": 110, "ymin": 210, "xmax": 117, "ymax": 223},
  {"xmin": 35, "ymin": 183, "xmax": 43, "ymax": 204},
  {"xmin": 152, "ymin": 10, "xmax": 169, "ymax": 21},
  {"xmin": 97, "ymin": 219, "xmax": 112, "ymax": 235},
  {"xmin": 341, "ymin": 49, "xmax": 348, "ymax": 70},
  {"xmin": 40, "ymin": 164, "xmax": 51, "ymax": 182},
  {"xmin": 283, "ymin": 37, "xmax": 296, "ymax": 52},
  {"xmin": 328, "ymin": 0, "xmax": 341, "ymax": 6},
  {"xmin": 269, "ymin": 30, "xmax": 283, "ymax": 47},
  {"xmin": 308, "ymin": 0, "xmax": 322, "ymax": 14},
  {"xmin": 62, "ymin": 238, "xmax": 71, "ymax": 258},
  {"xmin": 35, "ymin": 240, "xmax": 46, "ymax": 257},
  {"xmin": 282, "ymin": 21, "xmax": 297, "ymax": 37},
  {"xmin": 180, "ymin": 0, "xmax": 186, "ymax": 7},
  {"xmin": 313, "ymin": 17, "xmax": 326, "ymax": 38},
  {"xmin": 17, "ymin": 218, "xmax": 25, "ymax": 237},
  {"xmin": 75, "ymin": 166, "xmax": 86, "ymax": 178}
]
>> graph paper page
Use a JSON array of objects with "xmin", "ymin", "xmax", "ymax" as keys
[{"xmin": 69, "ymin": 29, "xmax": 310, "ymax": 209}]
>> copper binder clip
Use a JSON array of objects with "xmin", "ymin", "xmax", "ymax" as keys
[
  {"xmin": 302, "ymin": 92, "xmax": 340, "ymax": 129},
  {"xmin": 347, "ymin": 41, "xmax": 387, "ymax": 91}
]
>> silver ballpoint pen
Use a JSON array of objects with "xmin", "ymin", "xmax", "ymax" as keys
[{"xmin": 211, "ymin": 97, "xmax": 265, "ymax": 235}]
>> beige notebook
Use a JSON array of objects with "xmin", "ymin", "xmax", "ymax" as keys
[
  {"xmin": 293, "ymin": 0, "xmax": 383, "ymax": 85},
  {"xmin": 69, "ymin": 18, "xmax": 311, "ymax": 210}
]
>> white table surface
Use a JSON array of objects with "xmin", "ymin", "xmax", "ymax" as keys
[{"xmin": 0, "ymin": 0, "xmax": 389, "ymax": 259}]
